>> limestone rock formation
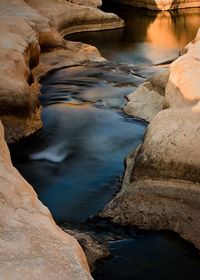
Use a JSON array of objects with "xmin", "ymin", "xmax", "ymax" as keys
[
  {"xmin": 0, "ymin": 121, "xmax": 92, "ymax": 280},
  {"xmin": 107, "ymin": 0, "xmax": 200, "ymax": 10},
  {"xmin": 101, "ymin": 29, "xmax": 200, "ymax": 249},
  {"xmin": 124, "ymin": 71, "xmax": 169, "ymax": 122}
]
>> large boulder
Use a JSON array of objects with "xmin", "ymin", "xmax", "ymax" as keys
[{"xmin": 124, "ymin": 71, "xmax": 169, "ymax": 122}]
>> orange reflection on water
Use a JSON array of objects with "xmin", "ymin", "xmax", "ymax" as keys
[{"xmin": 147, "ymin": 10, "xmax": 200, "ymax": 49}]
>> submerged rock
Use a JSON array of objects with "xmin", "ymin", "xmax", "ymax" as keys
[{"xmin": 62, "ymin": 225, "xmax": 110, "ymax": 272}]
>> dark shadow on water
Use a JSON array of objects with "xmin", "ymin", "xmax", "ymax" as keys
[{"xmin": 93, "ymin": 231, "xmax": 200, "ymax": 280}]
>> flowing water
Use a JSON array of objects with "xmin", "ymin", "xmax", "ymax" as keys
[
  {"xmin": 11, "ymin": 3, "xmax": 200, "ymax": 280},
  {"xmin": 11, "ymin": 63, "xmax": 147, "ymax": 224}
]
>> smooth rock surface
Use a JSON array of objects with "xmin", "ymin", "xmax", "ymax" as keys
[
  {"xmin": 124, "ymin": 81, "xmax": 168, "ymax": 122},
  {"xmin": 25, "ymin": 0, "xmax": 124, "ymax": 36},
  {"xmin": 124, "ymin": 70, "xmax": 169, "ymax": 121},
  {"xmin": 0, "ymin": 121, "xmax": 92, "ymax": 280}
]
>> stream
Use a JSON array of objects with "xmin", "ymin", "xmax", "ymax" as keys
[{"xmin": 11, "ymin": 3, "xmax": 200, "ymax": 280}]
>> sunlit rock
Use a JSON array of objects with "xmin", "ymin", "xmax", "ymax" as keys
[{"xmin": 124, "ymin": 71, "xmax": 169, "ymax": 122}]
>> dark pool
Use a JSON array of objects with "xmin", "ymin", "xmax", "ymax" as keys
[{"xmin": 93, "ymin": 232, "xmax": 200, "ymax": 280}]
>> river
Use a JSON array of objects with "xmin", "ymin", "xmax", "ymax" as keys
[{"xmin": 10, "ymin": 3, "xmax": 200, "ymax": 280}]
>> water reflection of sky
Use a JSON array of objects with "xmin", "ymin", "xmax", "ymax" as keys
[{"xmin": 66, "ymin": 6, "xmax": 200, "ymax": 64}]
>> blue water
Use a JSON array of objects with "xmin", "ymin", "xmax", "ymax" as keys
[
  {"xmin": 93, "ymin": 233, "xmax": 200, "ymax": 280},
  {"xmin": 11, "ymin": 64, "xmax": 146, "ymax": 224}
]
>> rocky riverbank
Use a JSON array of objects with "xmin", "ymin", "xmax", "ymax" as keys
[{"xmin": 100, "ymin": 28, "xmax": 200, "ymax": 250}]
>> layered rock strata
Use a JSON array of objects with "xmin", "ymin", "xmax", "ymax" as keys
[
  {"xmin": 101, "ymin": 29, "xmax": 200, "ymax": 249},
  {"xmin": 107, "ymin": 0, "xmax": 200, "ymax": 10}
]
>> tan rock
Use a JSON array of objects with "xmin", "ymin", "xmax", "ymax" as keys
[
  {"xmin": 0, "ymin": 121, "xmax": 92, "ymax": 280},
  {"xmin": 124, "ymin": 74, "xmax": 169, "ymax": 122},
  {"xmin": 101, "ymin": 177, "xmax": 200, "ymax": 250},
  {"xmin": 33, "ymin": 41, "xmax": 106, "ymax": 81},
  {"xmin": 166, "ymin": 37, "xmax": 200, "ymax": 107},
  {"xmin": 25, "ymin": 0, "xmax": 124, "ymax": 36}
]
